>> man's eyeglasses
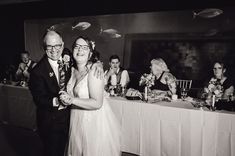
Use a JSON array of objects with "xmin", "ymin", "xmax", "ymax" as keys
[
  {"xmin": 74, "ymin": 44, "xmax": 90, "ymax": 51},
  {"xmin": 45, "ymin": 44, "xmax": 62, "ymax": 51}
]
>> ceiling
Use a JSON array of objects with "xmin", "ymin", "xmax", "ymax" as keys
[{"xmin": 0, "ymin": 0, "xmax": 44, "ymax": 5}]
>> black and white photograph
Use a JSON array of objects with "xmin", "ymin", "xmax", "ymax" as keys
[{"xmin": 1, "ymin": 0, "xmax": 235, "ymax": 156}]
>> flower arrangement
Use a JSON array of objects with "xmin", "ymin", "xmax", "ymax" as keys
[
  {"xmin": 204, "ymin": 78, "xmax": 224, "ymax": 99},
  {"xmin": 90, "ymin": 41, "xmax": 95, "ymax": 50},
  {"xmin": 62, "ymin": 54, "xmax": 70, "ymax": 71},
  {"xmin": 139, "ymin": 73, "xmax": 155, "ymax": 88}
]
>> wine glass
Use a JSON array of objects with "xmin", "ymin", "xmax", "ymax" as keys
[{"xmin": 180, "ymin": 88, "xmax": 188, "ymax": 99}]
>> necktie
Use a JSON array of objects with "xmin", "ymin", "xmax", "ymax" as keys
[{"xmin": 58, "ymin": 60, "xmax": 66, "ymax": 91}]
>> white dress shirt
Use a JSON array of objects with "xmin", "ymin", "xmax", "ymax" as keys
[
  {"xmin": 48, "ymin": 58, "xmax": 61, "ymax": 84},
  {"xmin": 104, "ymin": 68, "xmax": 130, "ymax": 87}
]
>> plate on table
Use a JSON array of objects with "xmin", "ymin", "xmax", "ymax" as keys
[
  {"xmin": 125, "ymin": 88, "xmax": 142, "ymax": 100},
  {"xmin": 125, "ymin": 96, "xmax": 141, "ymax": 100}
]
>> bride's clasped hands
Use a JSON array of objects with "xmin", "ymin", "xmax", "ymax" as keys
[{"xmin": 59, "ymin": 90, "xmax": 73, "ymax": 106}]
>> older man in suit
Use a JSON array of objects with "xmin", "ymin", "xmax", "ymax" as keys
[{"xmin": 29, "ymin": 31, "xmax": 71, "ymax": 156}]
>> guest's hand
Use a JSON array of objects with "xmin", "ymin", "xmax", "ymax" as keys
[
  {"xmin": 92, "ymin": 61, "xmax": 104, "ymax": 80},
  {"xmin": 19, "ymin": 63, "xmax": 26, "ymax": 71},
  {"xmin": 107, "ymin": 68, "xmax": 116, "ymax": 77},
  {"xmin": 59, "ymin": 91, "xmax": 73, "ymax": 106},
  {"xmin": 22, "ymin": 70, "xmax": 30, "ymax": 78}
]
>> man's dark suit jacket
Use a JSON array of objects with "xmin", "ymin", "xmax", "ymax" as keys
[{"xmin": 29, "ymin": 53, "xmax": 71, "ymax": 156}]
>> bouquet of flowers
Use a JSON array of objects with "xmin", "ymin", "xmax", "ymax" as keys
[
  {"xmin": 139, "ymin": 73, "xmax": 155, "ymax": 87},
  {"xmin": 204, "ymin": 78, "xmax": 224, "ymax": 99}
]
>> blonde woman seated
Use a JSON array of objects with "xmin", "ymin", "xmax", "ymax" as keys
[{"xmin": 140, "ymin": 58, "xmax": 177, "ymax": 96}]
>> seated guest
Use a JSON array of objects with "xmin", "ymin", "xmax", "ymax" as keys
[
  {"xmin": 15, "ymin": 51, "xmax": 36, "ymax": 82},
  {"xmin": 201, "ymin": 61, "xmax": 234, "ymax": 101},
  {"xmin": 104, "ymin": 55, "xmax": 130, "ymax": 92},
  {"xmin": 140, "ymin": 58, "xmax": 176, "ymax": 96}
]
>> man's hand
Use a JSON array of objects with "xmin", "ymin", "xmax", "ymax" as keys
[
  {"xmin": 106, "ymin": 68, "xmax": 116, "ymax": 77},
  {"xmin": 19, "ymin": 63, "xmax": 27, "ymax": 71},
  {"xmin": 59, "ymin": 91, "xmax": 73, "ymax": 106},
  {"xmin": 22, "ymin": 70, "xmax": 30, "ymax": 78},
  {"xmin": 92, "ymin": 61, "xmax": 104, "ymax": 80}
]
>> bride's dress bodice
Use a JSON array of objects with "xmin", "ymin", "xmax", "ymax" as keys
[{"xmin": 67, "ymin": 67, "xmax": 89, "ymax": 99}]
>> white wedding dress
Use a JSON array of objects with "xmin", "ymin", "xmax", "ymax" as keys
[{"xmin": 66, "ymin": 67, "xmax": 121, "ymax": 156}]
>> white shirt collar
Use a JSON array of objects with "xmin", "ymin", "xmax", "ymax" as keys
[
  {"xmin": 26, "ymin": 60, "xmax": 31, "ymax": 67},
  {"xmin": 48, "ymin": 57, "xmax": 62, "ymax": 67}
]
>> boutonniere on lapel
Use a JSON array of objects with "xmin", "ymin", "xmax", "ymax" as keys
[
  {"xmin": 63, "ymin": 54, "xmax": 70, "ymax": 71},
  {"xmin": 49, "ymin": 72, "xmax": 54, "ymax": 77}
]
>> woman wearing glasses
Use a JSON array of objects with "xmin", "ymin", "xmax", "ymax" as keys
[{"xmin": 59, "ymin": 36, "xmax": 121, "ymax": 156}]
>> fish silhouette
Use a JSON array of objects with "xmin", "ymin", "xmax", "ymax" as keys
[
  {"xmin": 72, "ymin": 22, "xmax": 91, "ymax": 30},
  {"xmin": 99, "ymin": 28, "xmax": 121, "ymax": 38},
  {"xmin": 193, "ymin": 8, "xmax": 223, "ymax": 18},
  {"xmin": 47, "ymin": 23, "xmax": 70, "ymax": 31}
]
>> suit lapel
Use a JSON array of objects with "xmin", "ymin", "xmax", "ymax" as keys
[{"xmin": 42, "ymin": 56, "xmax": 60, "ymax": 91}]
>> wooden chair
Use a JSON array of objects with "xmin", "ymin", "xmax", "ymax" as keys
[{"xmin": 176, "ymin": 79, "xmax": 192, "ymax": 90}]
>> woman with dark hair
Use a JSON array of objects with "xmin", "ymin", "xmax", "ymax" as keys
[
  {"xmin": 59, "ymin": 36, "xmax": 120, "ymax": 156},
  {"xmin": 201, "ymin": 61, "xmax": 234, "ymax": 101}
]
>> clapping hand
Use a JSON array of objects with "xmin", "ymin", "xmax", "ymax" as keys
[
  {"xmin": 22, "ymin": 69, "xmax": 30, "ymax": 78},
  {"xmin": 59, "ymin": 91, "xmax": 73, "ymax": 106},
  {"xmin": 107, "ymin": 68, "xmax": 116, "ymax": 76}
]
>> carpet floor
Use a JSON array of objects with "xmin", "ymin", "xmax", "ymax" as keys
[{"xmin": 0, "ymin": 123, "xmax": 137, "ymax": 156}]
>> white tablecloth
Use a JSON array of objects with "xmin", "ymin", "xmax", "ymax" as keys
[
  {"xmin": 0, "ymin": 84, "xmax": 36, "ymax": 130},
  {"xmin": 108, "ymin": 97, "xmax": 235, "ymax": 156},
  {"xmin": 1, "ymin": 84, "xmax": 235, "ymax": 156}
]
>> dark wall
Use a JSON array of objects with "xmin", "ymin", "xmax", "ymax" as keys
[{"xmin": 0, "ymin": 0, "xmax": 235, "ymax": 81}]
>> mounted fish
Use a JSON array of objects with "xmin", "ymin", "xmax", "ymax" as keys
[
  {"xmin": 102, "ymin": 28, "xmax": 118, "ymax": 34},
  {"xmin": 110, "ymin": 33, "xmax": 122, "ymax": 38},
  {"xmin": 204, "ymin": 29, "xmax": 218, "ymax": 36},
  {"xmin": 193, "ymin": 8, "xmax": 223, "ymax": 18},
  {"xmin": 72, "ymin": 22, "xmax": 91, "ymax": 30},
  {"xmin": 47, "ymin": 22, "xmax": 70, "ymax": 31},
  {"xmin": 100, "ymin": 28, "xmax": 121, "ymax": 38}
]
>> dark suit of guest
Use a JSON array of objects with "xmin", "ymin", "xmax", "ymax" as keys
[{"xmin": 29, "ymin": 53, "xmax": 71, "ymax": 156}]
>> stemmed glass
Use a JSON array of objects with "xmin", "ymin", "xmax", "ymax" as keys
[{"xmin": 180, "ymin": 88, "xmax": 188, "ymax": 100}]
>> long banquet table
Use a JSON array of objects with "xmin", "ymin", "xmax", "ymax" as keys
[
  {"xmin": 0, "ymin": 83, "xmax": 36, "ymax": 130},
  {"xmin": 1, "ymin": 83, "xmax": 235, "ymax": 156},
  {"xmin": 107, "ymin": 97, "xmax": 235, "ymax": 156}
]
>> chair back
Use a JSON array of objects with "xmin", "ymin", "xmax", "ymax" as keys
[{"xmin": 176, "ymin": 79, "xmax": 192, "ymax": 90}]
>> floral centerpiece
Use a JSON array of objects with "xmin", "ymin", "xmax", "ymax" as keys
[
  {"xmin": 139, "ymin": 73, "xmax": 155, "ymax": 88},
  {"xmin": 204, "ymin": 78, "xmax": 224, "ymax": 101},
  {"xmin": 139, "ymin": 73, "xmax": 155, "ymax": 101}
]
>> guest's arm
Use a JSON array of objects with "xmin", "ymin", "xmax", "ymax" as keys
[
  {"xmin": 164, "ymin": 72, "xmax": 177, "ymax": 95},
  {"xmin": 104, "ymin": 69, "xmax": 115, "ymax": 85},
  {"xmin": 120, "ymin": 70, "xmax": 130, "ymax": 87},
  {"xmin": 222, "ymin": 86, "xmax": 234, "ymax": 99},
  {"xmin": 15, "ymin": 63, "xmax": 25, "ymax": 79}
]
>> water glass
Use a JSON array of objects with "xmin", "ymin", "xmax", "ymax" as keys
[{"xmin": 180, "ymin": 88, "xmax": 188, "ymax": 99}]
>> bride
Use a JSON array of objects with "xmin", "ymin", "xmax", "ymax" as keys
[{"xmin": 59, "ymin": 36, "xmax": 121, "ymax": 156}]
